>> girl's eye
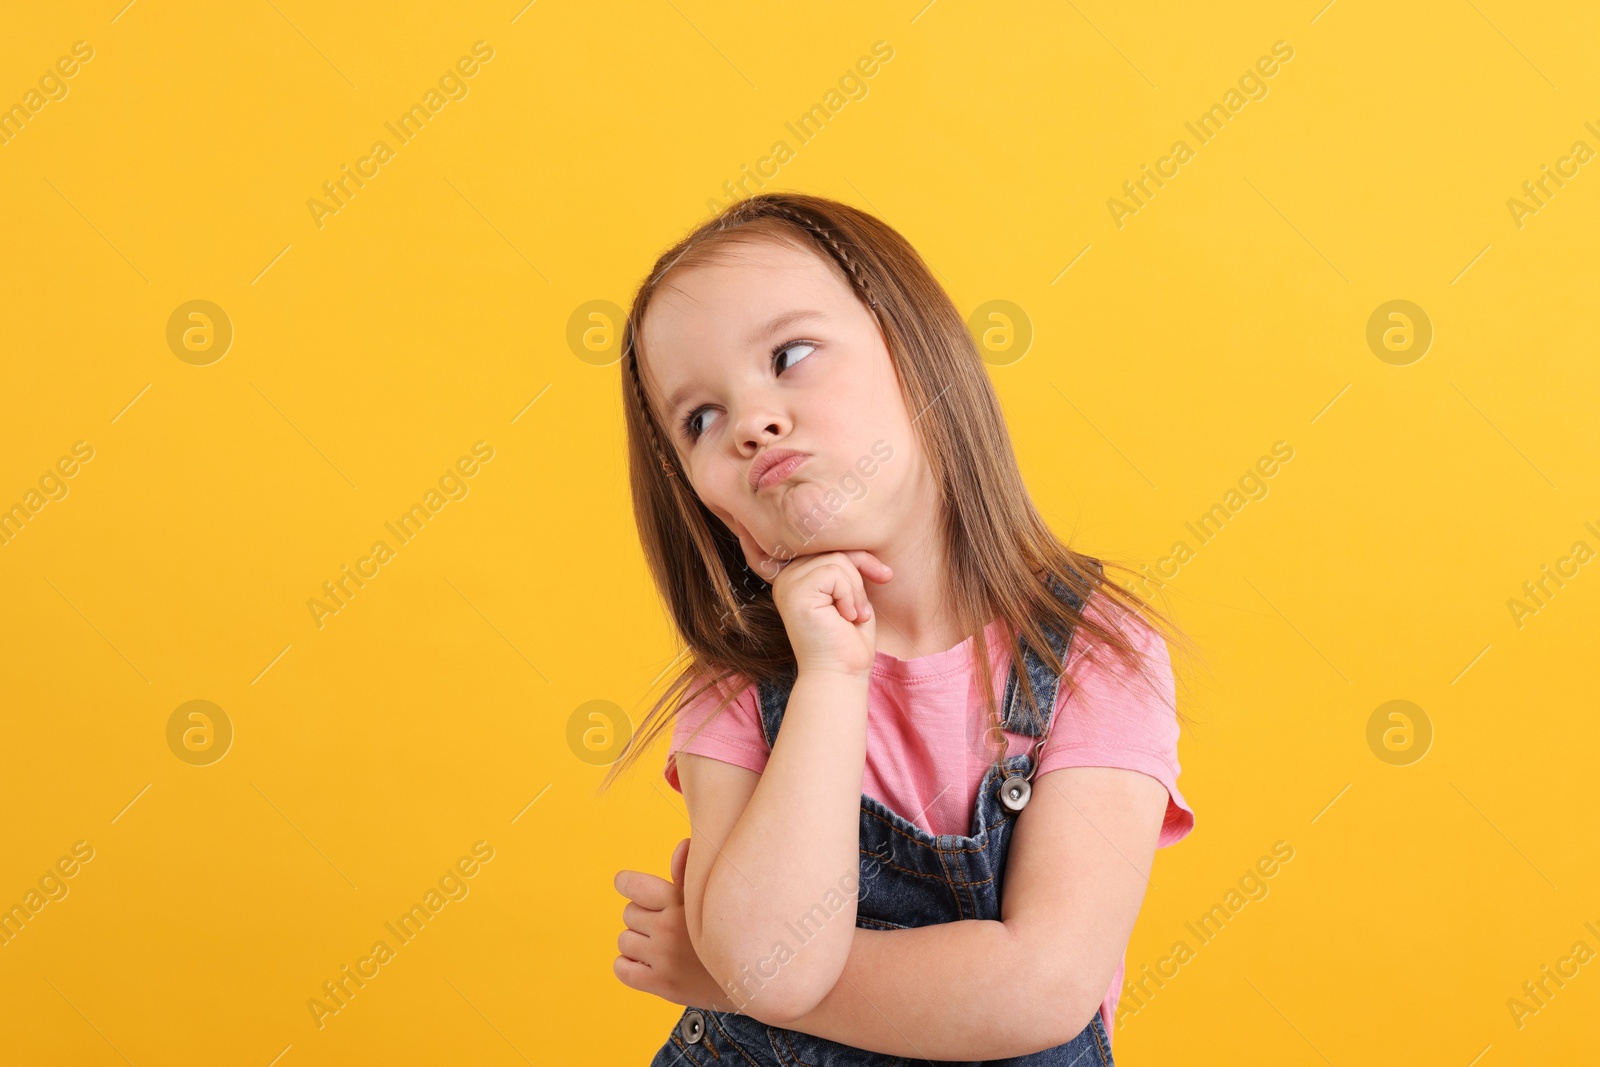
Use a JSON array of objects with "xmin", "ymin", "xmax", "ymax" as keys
[
  {"xmin": 678, "ymin": 339, "xmax": 819, "ymax": 443},
  {"xmin": 773, "ymin": 339, "xmax": 817, "ymax": 373},
  {"xmin": 681, "ymin": 405, "xmax": 715, "ymax": 441}
]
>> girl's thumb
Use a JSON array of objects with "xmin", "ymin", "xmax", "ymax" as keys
[{"xmin": 670, "ymin": 837, "xmax": 690, "ymax": 886}]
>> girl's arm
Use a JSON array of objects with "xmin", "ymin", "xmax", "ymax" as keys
[
  {"xmin": 780, "ymin": 766, "xmax": 1169, "ymax": 1060},
  {"xmin": 682, "ymin": 668, "xmax": 871, "ymax": 1024}
]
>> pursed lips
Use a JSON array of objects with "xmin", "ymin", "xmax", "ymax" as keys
[{"xmin": 749, "ymin": 450, "xmax": 808, "ymax": 490}]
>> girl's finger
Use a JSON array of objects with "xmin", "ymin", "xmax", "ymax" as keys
[
  {"xmin": 831, "ymin": 566, "xmax": 858, "ymax": 621},
  {"xmin": 848, "ymin": 582, "xmax": 869, "ymax": 625},
  {"xmin": 669, "ymin": 838, "xmax": 690, "ymax": 887},
  {"xmin": 618, "ymin": 928, "xmax": 652, "ymax": 961},
  {"xmin": 840, "ymin": 560, "xmax": 871, "ymax": 623},
  {"xmin": 613, "ymin": 955, "xmax": 655, "ymax": 990},
  {"xmin": 622, "ymin": 899, "xmax": 663, "ymax": 934},
  {"xmin": 614, "ymin": 870, "xmax": 676, "ymax": 911},
  {"xmin": 842, "ymin": 549, "xmax": 893, "ymax": 583}
]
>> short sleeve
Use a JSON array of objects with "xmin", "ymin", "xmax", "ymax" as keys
[
  {"xmin": 1034, "ymin": 597, "xmax": 1195, "ymax": 848},
  {"xmin": 663, "ymin": 671, "xmax": 769, "ymax": 792}
]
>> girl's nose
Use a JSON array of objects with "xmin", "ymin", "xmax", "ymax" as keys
[{"xmin": 733, "ymin": 405, "xmax": 790, "ymax": 454}]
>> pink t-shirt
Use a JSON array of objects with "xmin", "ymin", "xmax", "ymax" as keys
[{"xmin": 663, "ymin": 594, "xmax": 1195, "ymax": 1044}]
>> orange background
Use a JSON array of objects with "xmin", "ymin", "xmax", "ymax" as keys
[{"xmin": 1, "ymin": 1, "xmax": 1595, "ymax": 1063}]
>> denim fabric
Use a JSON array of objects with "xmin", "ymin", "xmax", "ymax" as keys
[{"xmin": 649, "ymin": 570, "xmax": 1114, "ymax": 1066}]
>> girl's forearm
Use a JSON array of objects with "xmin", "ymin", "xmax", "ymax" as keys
[
  {"xmin": 699, "ymin": 667, "xmax": 870, "ymax": 1021},
  {"xmin": 780, "ymin": 921, "xmax": 1078, "ymax": 1060}
]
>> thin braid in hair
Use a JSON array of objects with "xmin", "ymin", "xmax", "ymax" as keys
[
  {"xmin": 625, "ymin": 322, "xmax": 680, "ymax": 478},
  {"xmin": 763, "ymin": 204, "xmax": 880, "ymax": 310}
]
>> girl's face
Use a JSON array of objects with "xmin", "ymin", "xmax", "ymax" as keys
[{"xmin": 639, "ymin": 238, "xmax": 929, "ymax": 577}]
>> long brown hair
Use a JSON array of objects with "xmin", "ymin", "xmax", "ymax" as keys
[{"xmin": 599, "ymin": 191, "xmax": 1198, "ymax": 796}]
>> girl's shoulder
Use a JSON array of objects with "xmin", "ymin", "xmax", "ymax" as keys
[
  {"xmin": 1061, "ymin": 591, "xmax": 1170, "ymax": 677},
  {"xmin": 1062, "ymin": 591, "xmax": 1177, "ymax": 726},
  {"xmin": 663, "ymin": 667, "xmax": 768, "ymax": 792},
  {"xmin": 1043, "ymin": 594, "xmax": 1193, "ymax": 847},
  {"xmin": 675, "ymin": 666, "xmax": 761, "ymax": 731}
]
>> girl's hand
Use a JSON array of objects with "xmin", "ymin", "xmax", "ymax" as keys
[
  {"xmin": 726, "ymin": 516, "xmax": 893, "ymax": 677},
  {"xmin": 769, "ymin": 550, "xmax": 893, "ymax": 677},
  {"xmin": 613, "ymin": 838, "xmax": 736, "ymax": 1012}
]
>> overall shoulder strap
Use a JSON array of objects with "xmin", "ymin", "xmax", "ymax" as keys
[
  {"xmin": 753, "ymin": 661, "xmax": 800, "ymax": 750},
  {"xmin": 998, "ymin": 560, "xmax": 1102, "ymax": 737}
]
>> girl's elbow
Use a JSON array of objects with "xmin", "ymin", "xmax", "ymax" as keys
[
  {"xmin": 700, "ymin": 942, "xmax": 840, "ymax": 1027},
  {"xmin": 1039, "ymin": 982, "xmax": 1101, "ymax": 1051},
  {"xmin": 737, "ymin": 975, "xmax": 833, "ymax": 1029},
  {"xmin": 1018, "ymin": 946, "xmax": 1101, "ymax": 1050}
]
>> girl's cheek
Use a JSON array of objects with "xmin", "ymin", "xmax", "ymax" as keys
[{"xmin": 711, "ymin": 506, "xmax": 754, "ymax": 555}]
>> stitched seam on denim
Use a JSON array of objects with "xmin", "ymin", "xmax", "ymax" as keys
[
  {"xmin": 1005, "ymin": 625, "xmax": 1083, "ymax": 737},
  {"xmin": 860, "ymin": 806, "xmax": 989, "ymax": 852},
  {"xmin": 871, "ymin": 856, "xmax": 966, "ymax": 882},
  {"xmin": 667, "ymin": 1032, "xmax": 706, "ymax": 1066},
  {"xmin": 1008, "ymin": 668, "xmax": 1064, "ymax": 736},
  {"xmin": 948, "ymin": 837, "xmax": 988, "ymax": 913},
  {"xmin": 779, "ymin": 1028, "xmax": 821, "ymax": 1067},
  {"xmin": 934, "ymin": 831, "xmax": 992, "ymax": 895},
  {"xmin": 951, "ymin": 871, "xmax": 996, "ymax": 890},
  {"xmin": 705, "ymin": 1014, "xmax": 762, "ymax": 1067},
  {"xmin": 756, "ymin": 699, "xmax": 776, "ymax": 749},
  {"xmin": 697, "ymin": 1017, "xmax": 721, "ymax": 1062},
  {"xmin": 870, "ymin": 857, "xmax": 979, "ymax": 889},
  {"xmin": 929, "ymin": 839, "xmax": 968, "ymax": 919},
  {"xmin": 1092, "ymin": 1010, "xmax": 1112, "ymax": 1066}
]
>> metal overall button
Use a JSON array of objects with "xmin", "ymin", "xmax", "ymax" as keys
[
  {"xmin": 1000, "ymin": 773, "xmax": 1032, "ymax": 811},
  {"xmin": 680, "ymin": 1008, "xmax": 706, "ymax": 1044},
  {"xmin": 1001, "ymin": 718, "xmax": 1053, "ymax": 813}
]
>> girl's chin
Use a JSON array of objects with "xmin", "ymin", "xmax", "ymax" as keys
[
  {"xmin": 775, "ymin": 484, "xmax": 849, "ymax": 530},
  {"xmin": 765, "ymin": 530, "xmax": 853, "ymax": 564},
  {"xmin": 742, "ymin": 487, "xmax": 863, "ymax": 559}
]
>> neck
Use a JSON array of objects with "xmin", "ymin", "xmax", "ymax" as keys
[{"xmin": 859, "ymin": 522, "xmax": 971, "ymax": 661}]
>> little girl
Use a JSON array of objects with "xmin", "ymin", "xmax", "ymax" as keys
[{"xmin": 606, "ymin": 192, "xmax": 1196, "ymax": 1065}]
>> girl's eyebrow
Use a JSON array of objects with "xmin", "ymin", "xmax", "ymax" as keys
[
  {"xmin": 745, "ymin": 308, "xmax": 828, "ymax": 347},
  {"xmin": 664, "ymin": 374, "xmax": 707, "ymax": 416},
  {"xmin": 663, "ymin": 309, "xmax": 830, "ymax": 414}
]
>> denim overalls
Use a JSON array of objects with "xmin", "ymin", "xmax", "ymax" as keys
[{"xmin": 650, "ymin": 572, "xmax": 1115, "ymax": 1066}]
